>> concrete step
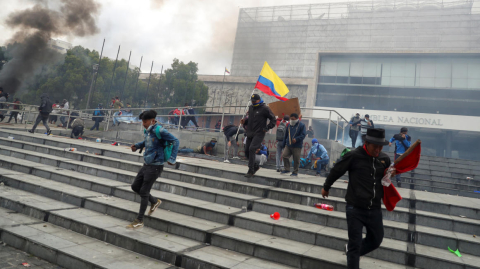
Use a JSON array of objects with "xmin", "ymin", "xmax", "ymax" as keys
[
  {"xmin": 0, "ymin": 207, "xmax": 175, "ymax": 269},
  {"xmin": 0, "ymin": 171, "xmax": 414, "ymax": 269},
  {"xmin": 1, "ymin": 138, "xmax": 479, "ymax": 222},
  {"xmin": 2, "ymin": 146, "xmax": 480, "ymax": 237},
  {"xmin": 0, "ymin": 177, "xmax": 298, "ymax": 269},
  {"xmin": 3, "ymin": 128, "xmax": 479, "ymax": 199},
  {"xmin": 2, "ymin": 155, "xmax": 480, "ymax": 265}
]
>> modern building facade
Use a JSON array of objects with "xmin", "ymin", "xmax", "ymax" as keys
[{"xmin": 200, "ymin": 0, "xmax": 480, "ymax": 159}]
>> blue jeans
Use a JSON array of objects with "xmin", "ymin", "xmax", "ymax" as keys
[
  {"xmin": 346, "ymin": 205, "xmax": 384, "ymax": 269},
  {"xmin": 179, "ymin": 148, "xmax": 194, "ymax": 154},
  {"xmin": 113, "ymin": 112, "xmax": 120, "ymax": 125},
  {"xmin": 315, "ymin": 159, "xmax": 329, "ymax": 173}
]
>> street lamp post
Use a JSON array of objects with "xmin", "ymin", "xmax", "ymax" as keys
[{"xmin": 86, "ymin": 64, "xmax": 99, "ymax": 109}]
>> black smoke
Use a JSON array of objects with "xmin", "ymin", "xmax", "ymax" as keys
[{"xmin": 0, "ymin": 0, "xmax": 100, "ymax": 95}]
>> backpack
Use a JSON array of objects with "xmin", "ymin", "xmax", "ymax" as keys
[
  {"xmin": 276, "ymin": 121, "xmax": 287, "ymax": 141},
  {"xmin": 144, "ymin": 125, "xmax": 174, "ymax": 161},
  {"xmin": 43, "ymin": 99, "xmax": 53, "ymax": 113},
  {"xmin": 292, "ymin": 157, "xmax": 308, "ymax": 168},
  {"xmin": 340, "ymin": 148, "xmax": 351, "ymax": 159}
]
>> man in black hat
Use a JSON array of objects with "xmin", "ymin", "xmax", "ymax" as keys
[
  {"xmin": 240, "ymin": 93, "xmax": 276, "ymax": 178},
  {"xmin": 321, "ymin": 128, "xmax": 395, "ymax": 269}
]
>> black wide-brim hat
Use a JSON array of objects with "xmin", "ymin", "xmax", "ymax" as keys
[{"xmin": 365, "ymin": 128, "xmax": 389, "ymax": 146}]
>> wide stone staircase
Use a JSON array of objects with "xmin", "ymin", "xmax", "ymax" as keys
[{"xmin": 0, "ymin": 128, "xmax": 479, "ymax": 269}]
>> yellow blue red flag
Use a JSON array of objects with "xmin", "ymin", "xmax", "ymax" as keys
[{"xmin": 255, "ymin": 62, "xmax": 289, "ymax": 101}]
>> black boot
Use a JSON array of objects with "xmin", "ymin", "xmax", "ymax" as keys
[
  {"xmin": 253, "ymin": 163, "xmax": 260, "ymax": 175},
  {"xmin": 244, "ymin": 169, "xmax": 254, "ymax": 178},
  {"xmin": 28, "ymin": 130, "xmax": 34, "ymax": 133}
]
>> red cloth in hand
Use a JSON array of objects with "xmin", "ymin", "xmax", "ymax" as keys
[
  {"xmin": 383, "ymin": 184, "xmax": 402, "ymax": 211},
  {"xmin": 395, "ymin": 143, "xmax": 421, "ymax": 174}
]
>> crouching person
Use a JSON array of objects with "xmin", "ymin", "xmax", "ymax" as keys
[
  {"xmin": 70, "ymin": 117, "xmax": 85, "ymax": 139},
  {"xmin": 127, "ymin": 110, "xmax": 179, "ymax": 229},
  {"xmin": 307, "ymin": 138, "xmax": 329, "ymax": 176}
]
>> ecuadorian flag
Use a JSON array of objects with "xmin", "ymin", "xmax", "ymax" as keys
[{"xmin": 255, "ymin": 62, "xmax": 289, "ymax": 101}]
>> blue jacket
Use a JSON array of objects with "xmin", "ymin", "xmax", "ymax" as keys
[
  {"xmin": 257, "ymin": 145, "xmax": 268, "ymax": 156},
  {"xmin": 307, "ymin": 143, "xmax": 329, "ymax": 160},
  {"xmin": 134, "ymin": 123, "xmax": 180, "ymax": 165},
  {"xmin": 389, "ymin": 134, "xmax": 411, "ymax": 155},
  {"xmin": 283, "ymin": 121, "xmax": 306, "ymax": 148}
]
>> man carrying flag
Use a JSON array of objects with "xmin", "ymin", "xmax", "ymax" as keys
[
  {"xmin": 321, "ymin": 128, "xmax": 396, "ymax": 269},
  {"xmin": 240, "ymin": 94, "xmax": 276, "ymax": 178}
]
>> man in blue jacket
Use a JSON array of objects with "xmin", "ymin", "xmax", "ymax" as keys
[
  {"xmin": 389, "ymin": 127, "xmax": 411, "ymax": 187},
  {"xmin": 281, "ymin": 113, "xmax": 306, "ymax": 176},
  {"xmin": 307, "ymin": 138, "xmax": 330, "ymax": 176},
  {"xmin": 127, "ymin": 110, "xmax": 179, "ymax": 229}
]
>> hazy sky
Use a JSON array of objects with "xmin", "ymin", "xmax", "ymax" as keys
[{"xmin": 0, "ymin": 0, "xmax": 353, "ymax": 75}]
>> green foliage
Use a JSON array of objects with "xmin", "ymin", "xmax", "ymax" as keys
[{"xmin": 15, "ymin": 46, "xmax": 208, "ymax": 110}]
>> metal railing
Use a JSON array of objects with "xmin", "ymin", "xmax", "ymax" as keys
[{"xmin": 0, "ymin": 101, "xmax": 350, "ymax": 144}]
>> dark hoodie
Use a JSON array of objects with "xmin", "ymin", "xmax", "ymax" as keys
[{"xmin": 39, "ymin": 93, "xmax": 53, "ymax": 114}]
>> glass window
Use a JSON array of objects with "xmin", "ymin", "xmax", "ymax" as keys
[
  {"xmin": 418, "ymin": 77, "xmax": 435, "ymax": 87},
  {"xmin": 390, "ymin": 77, "xmax": 404, "ymax": 86},
  {"xmin": 435, "ymin": 60, "xmax": 451, "ymax": 78},
  {"xmin": 468, "ymin": 79, "xmax": 480, "ymax": 89},
  {"xmin": 452, "ymin": 78, "xmax": 468, "ymax": 88},
  {"xmin": 391, "ymin": 59, "xmax": 405, "ymax": 77},
  {"xmin": 405, "ymin": 61, "xmax": 416, "ymax": 78},
  {"xmin": 435, "ymin": 78, "xmax": 451, "ymax": 88},
  {"xmin": 350, "ymin": 61, "xmax": 363, "ymax": 77},
  {"xmin": 382, "ymin": 62, "xmax": 391, "ymax": 77},
  {"xmin": 419, "ymin": 60, "xmax": 435, "ymax": 78},
  {"xmin": 468, "ymin": 63, "xmax": 480, "ymax": 79},
  {"xmin": 381, "ymin": 76, "xmax": 391, "ymax": 86},
  {"xmin": 336, "ymin": 76, "xmax": 349, "ymax": 83},
  {"xmin": 337, "ymin": 60, "xmax": 350, "ymax": 76},
  {"xmin": 452, "ymin": 62, "xmax": 468, "ymax": 78},
  {"xmin": 363, "ymin": 61, "xmax": 377, "ymax": 77},
  {"xmin": 349, "ymin": 77, "xmax": 363, "ymax": 84},
  {"xmin": 404, "ymin": 77, "xmax": 415, "ymax": 87}
]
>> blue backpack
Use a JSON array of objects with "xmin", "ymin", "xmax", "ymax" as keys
[{"xmin": 292, "ymin": 158, "xmax": 308, "ymax": 168}]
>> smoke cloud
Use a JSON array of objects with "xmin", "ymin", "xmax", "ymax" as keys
[{"xmin": 0, "ymin": 0, "xmax": 100, "ymax": 95}]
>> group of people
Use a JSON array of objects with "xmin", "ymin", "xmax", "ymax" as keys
[
  {"xmin": 349, "ymin": 112, "xmax": 375, "ymax": 148},
  {"xmin": 168, "ymin": 103, "xmax": 200, "ymax": 130},
  {"xmin": 0, "ymin": 87, "xmax": 22, "ymax": 123}
]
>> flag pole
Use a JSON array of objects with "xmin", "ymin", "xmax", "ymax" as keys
[
  {"xmin": 234, "ymin": 87, "xmax": 256, "ymax": 140},
  {"xmin": 219, "ymin": 67, "xmax": 227, "ymax": 113}
]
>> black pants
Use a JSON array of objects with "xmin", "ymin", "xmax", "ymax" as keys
[
  {"xmin": 7, "ymin": 112, "xmax": 18, "ymax": 123},
  {"xmin": 31, "ymin": 113, "xmax": 50, "ymax": 132},
  {"xmin": 49, "ymin": 115, "xmax": 57, "ymax": 123},
  {"xmin": 182, "ymin": 116, "xmax": 198, "ymax": 128},
  {"xmin": 71, "ymin": 126, "xmax": 84, "ymax": 138},
  {"xmin": 351, "ymin": 131, "xmax": 359, "ymax": 148},
  {"xmin": 131, "ymin": 164, "xmax": 163, "ymax": 221},
  {"xmin": 90, "ymin": 118, "xmax": 102, "ymax": 130},
  {"xmin": 346, "ymin": 205, "xmax": 384, "ymax": 269},
  {"xmin": 245, "ymin": 134, "xmax": 264, "ymax": 170}
]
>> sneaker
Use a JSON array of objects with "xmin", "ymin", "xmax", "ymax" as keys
[
  {"xmin": 46, "ymin": 129, "xmax": 52, "ymax": 135},
  {"xmin": 290, "ymin": 173, "xmax": 298, "ymax": 177},
  {"xmin": 147, "ymin": 199, "xmax": 162, "ymax": 216},
  {"xmin": 232, "ymin": 157, "xmax": 240, "ymax": 160},
  {"xmin": 223, "ymin": 160, "xmax": 230, "ymax": 163},
  {"xmin": 28, "ymin": 130, "xmax": 34, "ymax": 133},
  {"xmin": 276, "ymin": 169, "xmax": 280, "ymax": 172},
  {"xmin": 280, "ymin": 170, "xmax": 289, "ymax": 175},
  {"xmin": 244, "ymin": 169, "xmax": 254, "ymax": 178},
  {"xmin": 126, "ymin": 219, "xmax": 144, "ymax": 229}
]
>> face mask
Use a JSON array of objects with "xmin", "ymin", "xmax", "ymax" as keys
[
  {"xmin": 211, "ymin": 142, "xmax": 216, "ymax": 146},
  {"xmin": 312, "ymin": 142, "xmax": 317, "ymax": 146},
  {"xmin": 290, "ymin": 119, "xmax": 298, "ymax": 125}
]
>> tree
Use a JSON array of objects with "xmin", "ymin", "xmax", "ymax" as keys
[{"xmin": 11, "ymin": 46, "xmax": 209, "ymax": 111}]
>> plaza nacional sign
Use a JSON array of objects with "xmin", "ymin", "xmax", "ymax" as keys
[{"xmin": 313, "ymin": 107, "xmax": 480, "ymax": 132}]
